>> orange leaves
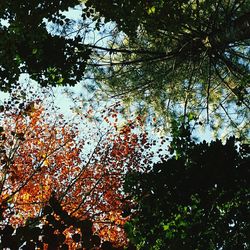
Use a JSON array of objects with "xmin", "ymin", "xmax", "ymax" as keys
[
  {"xmin": 0, "ymin": 103, "xmax": 81, "ymax": 224},
  {"xmin": 0, "ymin": 96, "xmax": 153, "ymax": 248},
  {"xmin": 97, "ymin": 210, "xmax": 129, "ymax": 246}
]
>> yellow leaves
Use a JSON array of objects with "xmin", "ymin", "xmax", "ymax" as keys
[
  {"xmin": 0, "ymin": 193, "xmax": 12, "ymax": 204},
  {"xmin": 20, "ymin": 192, "xmax": 31, "ymax": 202},
  {"xmin": 202, "ymin": 36, "xmax": 212, "ymax": 48},
  {"xmin": 41, "ymin": 154, "xmax": 49, "ymax": 167},
  {"xmin": 108, "ymin": 210, "xmax": 126, "ymax": 226},
  {"xmin": 147, "ymin": 6, "xmax": 156, "ymax": 15},
  {"xmin": 98, "ymin": 216, "xmax": 128, "ymax": 247},
  {"xmin": 118, "ymin": 124, "xmax": 131, "ymax": 135},
  {"xmin": 43, "ymin": 159, "xmax": 49, "ymax": 167}
]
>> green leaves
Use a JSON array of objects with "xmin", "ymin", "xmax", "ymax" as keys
[
  {"xmin": 124, "ymin": 136, "xmax": 250, "ymax": 249},
  {"xmin": 0, "ymin": 0, "xmax": 90, "ymax": 90},
  {"xmin": 83, "ymin": 0, "xmax": 250, "ymax": 139},
  {"xmin": 147, "ymin": 6, "xmax": 156, "ymax": 15}
]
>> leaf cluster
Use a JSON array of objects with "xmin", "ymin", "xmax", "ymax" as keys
[
  {"xmin": 0, "ymin": 194, "xmax": 117, "ymax": 249},
  {"xmin": 124, "ymin": 137, "xmax": 250, "ymax": 249},
  {"xmin": 0, "ymin": 0, "xmax": 91, "ymax": 90}
]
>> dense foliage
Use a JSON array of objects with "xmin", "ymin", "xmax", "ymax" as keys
[
  {"xmin": 0, "ymin": 195, "xmax": 103, "ymax": 250},
  {"xmin": 0, "ymin": 0, "xmax": 91, "ymax": 90},
  {"xmin": 124, "ymin": 135, "xmax": 250, "ymax": 249},
  {"xmin": 0, "ymin": 1, "xmax": 249, "ymax": 249}
]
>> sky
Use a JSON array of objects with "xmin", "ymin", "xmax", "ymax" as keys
[{"xmin": 0, "ymin": 4, "xmax": 224, "ymax": 145}]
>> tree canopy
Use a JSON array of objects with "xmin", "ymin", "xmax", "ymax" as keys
[
  {"xmin": 0, "ymin": 0, "xmax": 249, "ymax": 136},
  {"xmin": 84, "ymin": 0, "xmax": 250, "ymax": 137},
  {"xmin": 0, "ymin": 88, "xmax": 154, "ymax": 249},
  {"xmin": 124, "ymin": 134, "xmax": 250, "ymax": 249},
  {"xmin": 0, "ymin": 0, "xmax": 91, "ymax": 90},
  {"xmin": 0, "ymin": 1, "xmax": 249, "ymax": 249}
]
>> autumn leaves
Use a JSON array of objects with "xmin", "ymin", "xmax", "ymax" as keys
[{"xmin": 0, "ymin": 91, "xmax": 150, "ymax": 249}]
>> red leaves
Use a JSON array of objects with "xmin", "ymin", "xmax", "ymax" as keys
[
  {"xmin": 0, "ymin": 97, "xmax": 153, "ymax": 248},
  {"xmin": 0, "ymin": 104, "xmax": 81, "ymax": 225}
]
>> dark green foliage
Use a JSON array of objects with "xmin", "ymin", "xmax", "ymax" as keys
[
  {"xmin": 0, "ymin": 0, "xmax": 91, "ymax": 91},
  {"xmin": 124, "ymin": 136, "xmax": 250, "ymax": 249},
  {"xmin": 85, "ymin": 0, "xmax": 250, "ymax": 61}
]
